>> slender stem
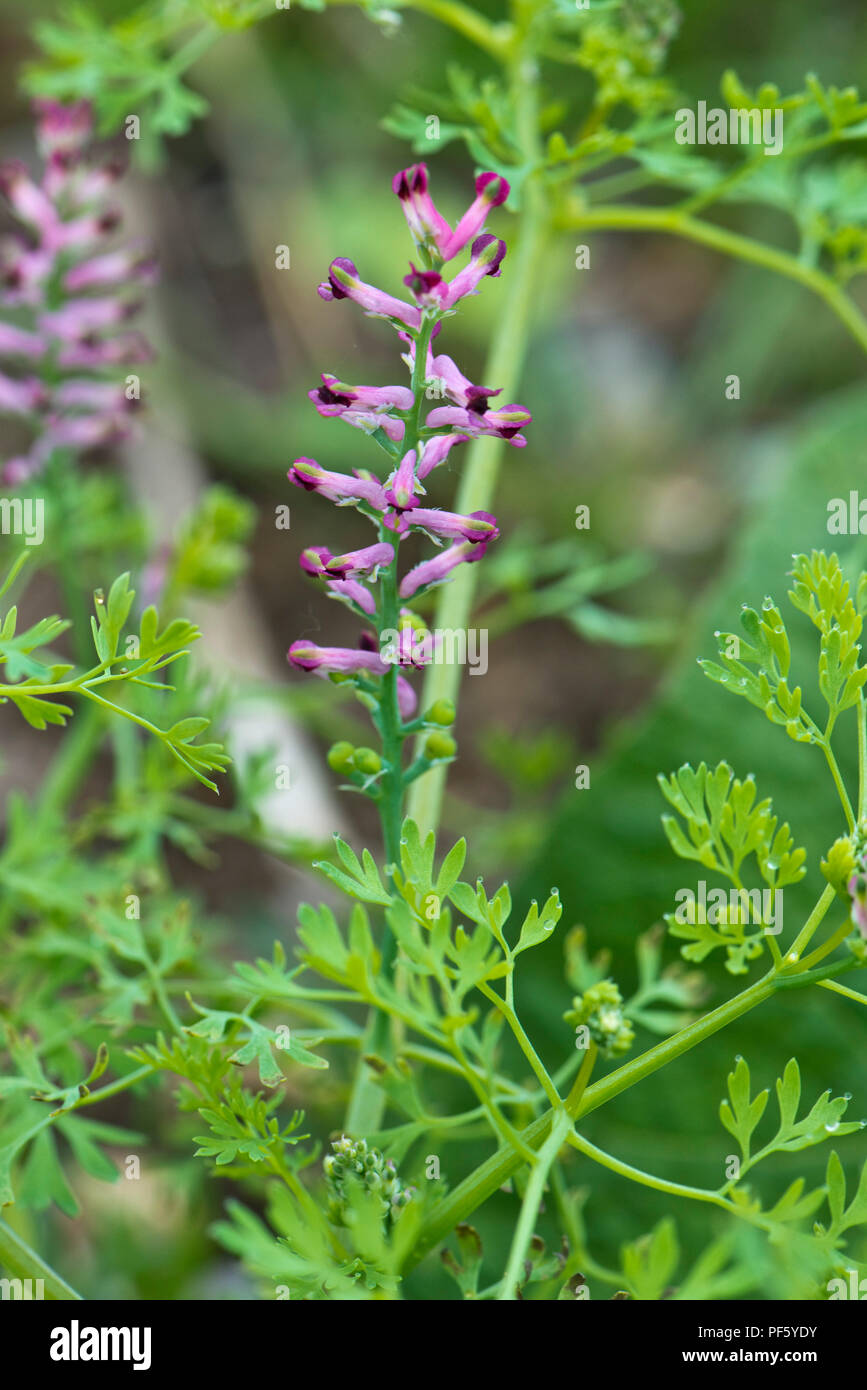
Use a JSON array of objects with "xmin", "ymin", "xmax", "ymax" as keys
[
  {"xmin": 566, "ymin": 1129, "xmax": 735, "ymax": 1214},
  {"xmin": 786, "ymin": 882, "xmax": 836, "ymax": 962},
  {"xmin": 859, "ymin": 692, "xmax": 867, "ymax": 821},
  {"xmin": 498, "ymin": 1108, "xmax": 571, "ymax": 1301},
  {"xmin": 819, "ymin": 978, "xmax": 867, "ymax": 1006},
  {"xmin": 822, "ymin": 732, "xmax": 855, "ymax": 831},
  {"xmin": 561, "ymin": 201, "xmax": 867, "ymax": 356},
  {"xmin": 477, "ymin": 980, "xmax": 561, "ymax": 1107},
  {"xmin": 0, "ymin": 1219, "xmax": 83, "ymax": 1301}
]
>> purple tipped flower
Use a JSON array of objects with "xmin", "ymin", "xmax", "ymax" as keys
[
  {"xmin": 288, "ymin": 458, "xmax": 389, "ymax": 511},
  {"xmin": 323, "ymin": 542, "xmax": 394, "ymax": 580},
  {"xmin": 288, "ymin": 641, "xmax": 389, "ymax": 677},
  {"xmin": 425, "ymin": 401, "xmax": 531, "ymax": 446},
  {"xmin": 308, "ymin": 373, "xmax": 413, "ymax": 442},
  {"xmin": 848, "ymin": 874, "xmax": 867, "ymax": 938},
  {"xmin": 440, "ymin": 172, "xmax": 510, "ymax": 262},
  {"xmin": 400, "ymin": 508, "xmax": 500, "ymax": 545},
  {"xmin": 399, "ymin": 539, "xmax": 491, "ymax": 599},
  {"xmin": 417, "ymin": 432, "xmax": 468, "ymax": 479},
  {"xmin": 318, "ymin": 258, "xmax": 421, "ymax": 329},
  {"xmin": 392, "ymin": 164, "xmax": 453, "ymax": 256},
  {"xmin": 440, "ymin": 235, "xmax": 506, "ymax": 308}
]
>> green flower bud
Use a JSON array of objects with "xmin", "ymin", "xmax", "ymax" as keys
[
  {"xmin": 425, "ymin": 698, "xmax": 456, "ymax": 726},
  {"xmin": 424, "ymin": 732, "xmax": 457, "ymax": 761},
  {"xmin": 327, "ymin": 741, "xmax": 356, "ymax": 773},
  {"xmin": 353, "ymin": 747, "xmax": 382, "ymax": 775}
]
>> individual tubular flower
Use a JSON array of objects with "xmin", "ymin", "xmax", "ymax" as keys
[
  {"xmin": 397, "ymin": 507, "xmax": 499, "ymax": 545},
  {"xmin": 309, "ymin": 373, "xmax": 413, "ymax": 442},
  {"xmin": 288, "ymin": 457, "xmax": 389, "ymax": 510},
  {"xmin": 318, "ymin": 258, "xmax": 420, "ymax": 329},
  {"xmin": 399, "ymin": 537, "xmax": 492, "ymax": 599},
  {"xmin": 287, "ymin": 641, "xmax": 389, "ymax": 677},
  {"xmin": 425, "ymin": 400, "xmax": 532, "ymax": 446},
  {"xmin": 439, "ymin": 172, "xmax": 510, "ymax": 261},
  {"xmin": 0, "ymin": 99, "xmax": 155, "ymax": 483}
]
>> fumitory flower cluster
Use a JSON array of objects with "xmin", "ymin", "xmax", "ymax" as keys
[
  {"xmin": 288, "ymin": 162, "xmax": 531, "ymax": 828},
  {"xmin": 0, "ymin": 99, "xmax": 156, "ymax": 484}
]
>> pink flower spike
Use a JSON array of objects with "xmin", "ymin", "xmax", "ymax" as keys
[
  {"xmin": 440, "ymin": 172, "xmax": 510, "ymax": 262},
  {"xmin": 326, "ymin": 579, "xmax": 377, "ymax": 616},
  {"xmin": 318, "ymin": 258, "xmax": 421, "ymax": 329},
  {"xmin": 399, "ymin": 539, "xmax": 489, "ymax": 599},
  {"xmin": 417, "ymin": 432, "xmax": 469, "ymax": 479},
  {"xmin": 392, "ymin": 164, "xmax": 452, "ymax": 257},
  {"xmin": 441, "ymin": 235, "xmax": 506, "ymax": 308},
  {"xmin": 288, "ymin": 458, "xmax": 389, "ymax": 511},
  {"xmin": 323, "ymin": 542, "xmax": 394, "ymax": 580},
  {"xmin": 288, "ymin": 641, "xmax": 388, "ymax": 677},
  {"xmin": 402, "ymin": 507, "xmax": 499, "ymax": 545},
  {"xmin": 385, "ymin": 449, "xmax": 421, "ymax": 510}
]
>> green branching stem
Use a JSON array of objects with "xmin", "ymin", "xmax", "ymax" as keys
[{"xmin": 558, "ymin": 198, "xmax": 867, "ymax": 356}]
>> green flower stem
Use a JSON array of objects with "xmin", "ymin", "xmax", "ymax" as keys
[
  {"xmin": 345, "ymin": 315, "xmax": 437, "ymax": 1137},
  {"xmin": 407, "ymin": 44, "xmax": 548, "ymax": 839},
  {"xmin": 786, "ymin": 882, "xmax": 836, "ymax": 962},
  {"xmin": 859, "ymin": 692, "xmax": 867, "ymax": 820},
  {"xmin": 498, "ymin": 1107, "xmax": 572, "ymax": 1301},
  {"xmin": 407, "ymin": 970, "xmax": 776, "ymax": 1269},
  {"xmin": 821, "ymin": 727, "xmax": 855, "ymax": 831},
  {"xmin": 560, "ymin": 200, "xmax": 867, "ymax": 356},
  {"xmin": 0, "ymin": 1219, "xmax": 83, "ymax": 1301}
]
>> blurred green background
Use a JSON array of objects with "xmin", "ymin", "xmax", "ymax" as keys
[{"xmin": 1, "ymin": 0, "xmax": 867, "ymax": 1297}]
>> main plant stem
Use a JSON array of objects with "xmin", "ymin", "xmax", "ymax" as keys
[{"xmin": 344, "ymin": 316, "xmax": 437, "ymax": 1136}]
